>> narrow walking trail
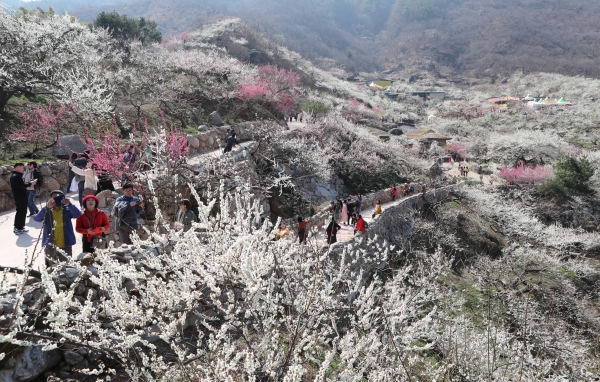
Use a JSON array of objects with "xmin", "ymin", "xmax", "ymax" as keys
[
  {"xmin": 0, "ymin": 192, "xmax": 81, "ymax": 279},
  {"xmin": 311, "ymin": 193, "xmax": 416, "ymax": 246}
]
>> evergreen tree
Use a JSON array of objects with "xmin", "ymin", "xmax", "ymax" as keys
[{"xmin": 93, "ymin": 11, "xmax": 162, "ymax": 45}]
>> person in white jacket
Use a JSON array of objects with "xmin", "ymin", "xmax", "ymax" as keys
[{"xmin": 69, "ymin": 160, "xmax": 98, "ymax": 207}]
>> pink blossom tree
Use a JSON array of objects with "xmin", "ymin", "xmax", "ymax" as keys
[
  {"xmin": 237, "ymin": 65, "xmax": 300, "ymax": 115},
  {"xmin": 9, "ymin": 103, "xmax": 71, "ymax": 150},
  {"xmin": 499, "ymin": 163, "xmax": 554, "ymax": 184},
  {"xmin": 446, "ymin": 143, "xmax": 467, "ymax": 159}
]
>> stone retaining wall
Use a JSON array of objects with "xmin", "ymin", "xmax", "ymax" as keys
[
  {"xmin": 187, "ymin": 121, "xmax": 265, "ymax": 153},
  {"xmin": 0, "ymin": 162, "xmax": 70, "ymax": 212}
]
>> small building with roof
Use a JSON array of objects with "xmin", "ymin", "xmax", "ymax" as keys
[
  {"xmin": 412, "ymin": 91, "xmax": 445, "ymax": 102},
  {"xmin": 403, "ymin": 128, "xmax": 452, "ymax": 148}
]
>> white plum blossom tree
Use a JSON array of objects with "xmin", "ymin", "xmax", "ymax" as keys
[{"xmin": 0, "ymin": 7, "xmax": 115, "ymax": 116}]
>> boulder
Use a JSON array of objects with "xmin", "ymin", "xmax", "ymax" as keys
[
  {"xmin": 0, "ymin": 345, "xmax": 63, "ymax": 382},
  {"xmin": 198, "ymin": 125, "xmax": 208, "ymax": 132},
  {"xmin": 62, "ymin": 350, "xmax": 84, "ymax": 366},
  {"xmin": 96, "ymin": 190, "xmax": 111, "ymax": 209},
  {"xmin": 43, "ymin": 177, "xmax": 60, "ymax": 192},
  {"xmin": 207, "ymin": 136, "xmax": 215, "ymax": 146},
  {"xmin": 208, "ymin": 111, "xmax": 223, "ymax": 126},
  {"xmin": 0, "ymin": 194, "xmax": 14, "ymax": 211},
  {"xmin": 0, "ymin": 178, "xmax": 10, "ymax": 191},
  {"xmin": 188, "ymin": 136, "xmax": 200, "ymax": 149},
  {"xmin": 54, "ymin": 172, "xmax": 68, "ymax": 185},
  {"xmin": 39, "ymin": 165, "xmax": 52, "ymax": 177},
  {"xmin": 389, "ymin": 128, "xmax": 403, "ymax": 136},
  {"xmin": 199, "ymin": 134, "xmax": 208, "ymax": 141}
]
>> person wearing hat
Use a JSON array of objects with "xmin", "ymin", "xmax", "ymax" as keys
[
  {"xmin": 76, "ymin": 194, "xmax": 110, "ymax": 253},
  {"xmin": 10, "ymin": 162, "xmax": 37, "ymax": 235},
  {"xmin": 33, "ymin": 190, "xmax": 82, "ymax": 266}
]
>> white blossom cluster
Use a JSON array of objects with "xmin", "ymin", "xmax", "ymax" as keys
[{"xmin": 0, "ymin": 7, "xmax": 116, "ymax": 116}]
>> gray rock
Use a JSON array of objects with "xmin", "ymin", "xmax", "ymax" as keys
[
  {"xmin": 501, "ymin": 78, "xmax": 508, "ymax": 84},
  {"xmin": 79, "ymin": 253, "xmax": 94, "ymax": 267},
  {"xmin": 64, "ymin": 268, "xmax": 79, "ymax": 283},
  {"xmin": 0, "ymin": 178, "xmax": 10, "ymax": 192},
  {"xmin": 43, "ymin": 177, "xmax": 60, "ymax": 193},
  {"xmin": 198, "ymin": 125, "xmax": 208, "ymax": 132},
  {"xmin": 63, "ymin": 350, "xmax": 84, "ymax": 366},
  {"xmin": 389, "ymin": 128, "xmax": 403, "ymax": 136},
  {"xmin": 73, "ymin": 283, "xmax": 86, "ymax": 296},
  {"xmin": 208, "ymin": 111, "xmax": 223, "ymax": 126},
  {"xmin": 84, "ymin": 288, "xmax": 98, "ymax": 301},
  {"xmin": 0, "ymin": 345, "xmax": 63, "ymax": 382},
  {"xmin": 72, "ymin": 359, "xmax": 88, "ymax": 370},
  {"xmin": 187, "ymin": 135, "xmax": 200, "ymax": 149}
]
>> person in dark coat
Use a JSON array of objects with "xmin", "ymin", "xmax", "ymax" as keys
[
  {"xmin": 326, "ymin": 218, "xmax": 341, "ymax": 245},
  {"xmin": 10, "ymin": 163, "xmax": 36, "ymax": 234},
  {"xmin": 223, "ymin": 132, "xmax": 235, "ymax": 153}
]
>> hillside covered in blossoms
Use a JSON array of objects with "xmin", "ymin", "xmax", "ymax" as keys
[{"xmin": 0, "ymin": 6, "xmax": 599, "ymax": 381}]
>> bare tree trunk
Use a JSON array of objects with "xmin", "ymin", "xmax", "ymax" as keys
[{"xmin": 0, "ymin": 87, "xmax": 16, "ymax": 116}]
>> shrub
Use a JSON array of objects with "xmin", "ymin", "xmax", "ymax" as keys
[{"xmin": 538, "ymin": 156, "xmax": 595, "ymax": 199}]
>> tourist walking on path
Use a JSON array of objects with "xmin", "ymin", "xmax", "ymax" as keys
[
  {"xmin": 372, "ymin": 199, "xmax": 382, "ymax": 219},
  {"xmin": 33, "ymin": 190, "xmax": 82, "ymax": 266},
  {"xmin": 11, "ymin": 163, "xmax": 37, "ymax": 235},
  {"xmin": 75, "ymin": 195, "xmax": 109, "ymax": 253},
  {"xmin": 223, "ymin": 129, "xmax": 236, "ymax": 153},
  {"xmin": 347, "ymin": 198, "xmax": 355, "ymax": 219},
  {"xmin": 326, "ymin": 218, "xmax": 341, "ymax": 245},
  {"xmin": 355, "ymin": 215, "xmax": 367, "ymax": 234},
  {"xmin": 297, "ymin": 216, "xmax": 309, "ymax": 243},
  {"xmin": 341, "ymin": 199, "xmax": 349, "ymax": 224},
  {"xmin": 335, "ymin": 196, "xmax": 342, "ymax": 221},
  {"xmin": 356, "ymin": 193, "xmax": 363, "ymax": 214},
  {"xmin": 112, "ymin": 183, "xmax": 142, "ymax": 246},
  {"xmin": 24, "ymin": 161, "xmax": 42, "ymax": 217},
  {"xmin": 391, "ymin": 185, "xmax": 398, "ymax": 201},
  {"xmin": 174, "ymin": 199, "xmax": 197, "ymax": 232}
]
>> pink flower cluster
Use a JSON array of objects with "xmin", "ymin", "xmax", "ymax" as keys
[
  {"xmin": 446, "ymin": 143, "xmax": 467, "ymax": 159},
  {"xmin": 499, "ymin": 163, "xmax": 554, "ymax": 184},
  {"xmin": 237, "ymin": 65, "xmax": 300, "ymax": 113},
  {"xmin": 10, "ymin": 103, "xmax": 70, "ymax": 147}
]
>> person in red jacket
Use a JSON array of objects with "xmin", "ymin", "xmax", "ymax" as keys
[
  {"xmin": 76, "ymin": 194, "xmax": 110, "ymax": 253},
  {"xmin": 355, "ymin": 214, "xmax": 367, "ymax": 235}
]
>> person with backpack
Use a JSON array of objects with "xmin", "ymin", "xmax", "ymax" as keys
[
  {"xmin": 24, "ymin": 161, "xmax": 42, "ymax": 217},
  {"xmin": 33, "ymin": 190, "xmax": 82, "ymax": 266},
  {"xmin": 174, "ymin": 199, "xmax": 197, "ymax": 232},
  {"xmin": 76, "ymin": 194, "xmax": 110, "ymax": 253},
  {"xmin": 112, "ymin": 183, "xmax": 143, "ymax": 246},
  {"xmin": 11, "ymin": 163, "xmax": 37, "ymax": 235}
]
